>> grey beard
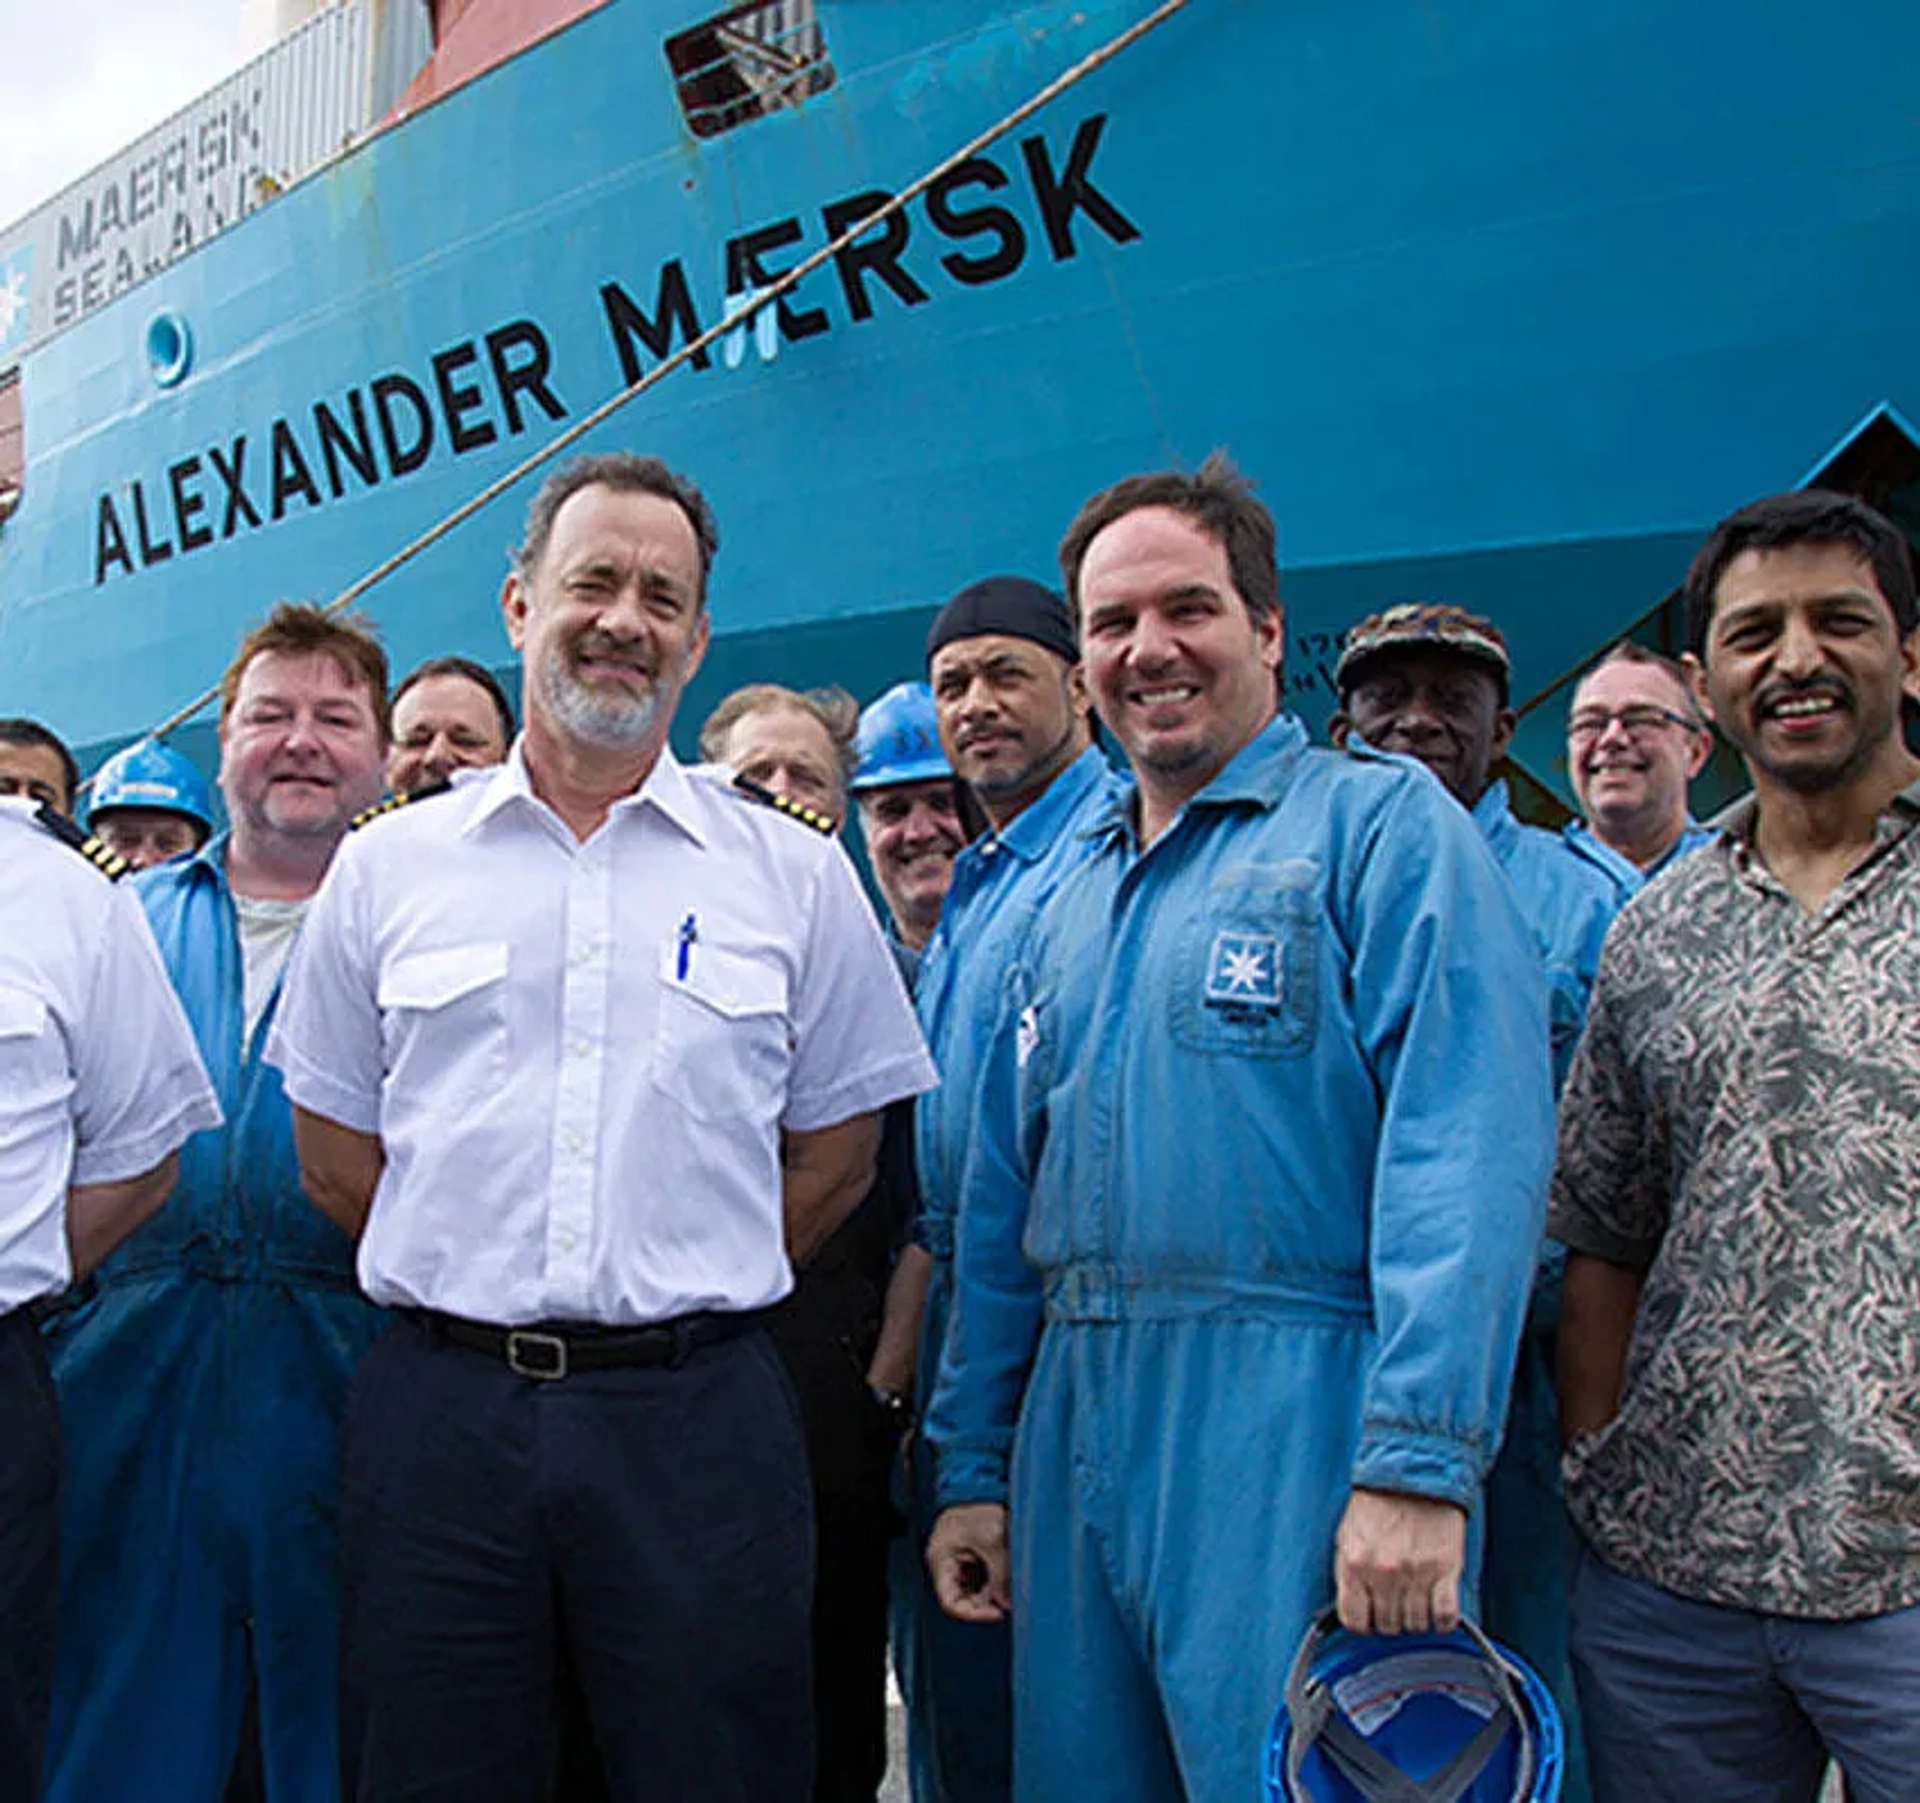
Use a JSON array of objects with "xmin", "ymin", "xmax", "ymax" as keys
[{"xmin": 536, "ymin": 645, "xmax": 663, "ymax": 749}]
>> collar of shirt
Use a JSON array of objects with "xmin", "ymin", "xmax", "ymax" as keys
[
  {"xmin": 1085, "ymin": 713, "xmax": 1308, "ymax": 849},
  {"xmin": 1471, "ymin": 778, "xmax": 1519, "ymax": 854},
  {"xmin": 461, "ymin": 740, "xmax": 709, "ymax": 848},
  {"xmin": 955, "ymin": 744, "xmax": 1114, "ymax": 893},
  {"xmin": 1718, "ymin": 775, "xmax": 1920, "ymax": 899}
]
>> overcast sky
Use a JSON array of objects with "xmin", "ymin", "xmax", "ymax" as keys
[{"xmin": 0, "ymin": 3, "xmax": 245, "ymax": 229}]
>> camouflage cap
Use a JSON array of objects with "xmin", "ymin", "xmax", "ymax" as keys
[{"xmin": 1334, "ymin": 602, "xmax": 1511, "ymax": 693}]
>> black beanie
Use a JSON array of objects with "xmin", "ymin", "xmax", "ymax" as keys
[{"xmin": 925, "ymin": 576, "xmax": 1078, "ymax": 669}]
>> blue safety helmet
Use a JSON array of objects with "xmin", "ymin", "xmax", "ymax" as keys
[
  {"xmin": 86, "ymin": 737, "xmax": 215, "ymax": 834},
  {"xmin": 1268, "ymin": 1610, "xmax": 1563, "ymax": 1802},
  {"xmin": 850, "ymin": 681, "xmax": 952, "ymax": 792}
]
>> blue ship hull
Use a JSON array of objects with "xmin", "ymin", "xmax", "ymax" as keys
[{"xmin": 3, "ymin": 0, "xmax": 1917, "ymax": 802}]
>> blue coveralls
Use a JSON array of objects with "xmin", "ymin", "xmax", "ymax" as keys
[
  {"xmin": 1473, "ymin": 782, "xmax": 1622, "ymax": 1803},
  {"xmin": 926, "ymin": 717, "xmax": 1554, "ymax": 1803},
  {"xmin": 1562, "ymin": 817, "xmax": 1713, "ymax": 906},
  {"xmin": 40, "ymin": 836, "xmax": 383, "ymax": 1803},
  {"xmin": 895, "ymin": 745, "xmax": 1121, "ymax": 1803}
]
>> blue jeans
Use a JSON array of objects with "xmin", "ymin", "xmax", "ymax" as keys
[{"xmin": 1570, "ymin": 1536, "xmax": 1920, "ymax": 1803}]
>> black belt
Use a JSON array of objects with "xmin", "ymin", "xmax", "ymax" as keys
[{"xmin": 404, "ymin": 1307, "xmax": 762, "ymax": 1380}]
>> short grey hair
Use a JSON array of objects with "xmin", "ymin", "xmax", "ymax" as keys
[{"xmin": 512, "ymin": 453, "xmax": 720, "ymax": 603}]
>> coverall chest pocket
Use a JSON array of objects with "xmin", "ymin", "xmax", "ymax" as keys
[
  {"xmin": 652, "ymin": 944, "xmax": 791, "ymax": 1124},
  {"xmin": 0, "ymin": 982, "xmax": 61, "ymax": 1101},
  {"xmin": 1168, "ymin": 862, "xmax": 1319, "ymax": 1059},
  {"xmin": 378, "ymin": 943, "xmax": 509, "ymax": 1092}
]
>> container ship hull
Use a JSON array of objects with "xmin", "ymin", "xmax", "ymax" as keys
[{"xmin": 2, "ymin": 0, "xmax": 1917, "ymax": 801}]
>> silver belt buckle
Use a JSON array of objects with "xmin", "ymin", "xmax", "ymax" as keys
[{"xmin": 505, "ymin": 1329, "xmax": 569, "ymax": 1381}]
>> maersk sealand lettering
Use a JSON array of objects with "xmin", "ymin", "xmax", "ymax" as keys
[{"xmin": 88, "ymin": 116, "xmax": 1139, "ymax": 587}]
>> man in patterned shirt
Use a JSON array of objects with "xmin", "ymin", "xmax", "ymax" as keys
[{"xmin": 1552, "ymin": 488, "xmax": 1920, "ymax": 1803}]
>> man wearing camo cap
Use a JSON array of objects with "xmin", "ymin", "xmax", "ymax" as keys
[{"xmin": 1331, "ymin": 599, "xmax": 1617, "ymax": 1803}]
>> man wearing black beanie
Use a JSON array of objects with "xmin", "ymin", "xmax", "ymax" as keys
[{"xmin": 891, "ymin": 575, "xmax": 1120, "ymax": 1803}]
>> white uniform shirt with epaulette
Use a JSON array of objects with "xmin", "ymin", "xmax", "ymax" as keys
[
  {"xmin": 0, "ymin": 800, "xmax": 223, "ymax": 1309},
  {"xmin": 267, "ymin": 743, "xmax": 937, "ymax": 1326}
]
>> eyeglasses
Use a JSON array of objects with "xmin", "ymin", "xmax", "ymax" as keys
[{"xmin": 1567, "ymin": 705, "xmax": 1700, "ymax": 741}]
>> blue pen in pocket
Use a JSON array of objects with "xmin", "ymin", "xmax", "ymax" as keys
[{"xmin": 676, "ymin": 912, "xmax": 698, "ymax": 981}]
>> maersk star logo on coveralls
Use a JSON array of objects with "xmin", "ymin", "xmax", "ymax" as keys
[
  {"xmin": 1205, "ymin": 931, "xmax": 1282, "ymax": 1008},
  {"xmin": 0, "ymin": 243, "xmax": 31, "ymax": 361}
]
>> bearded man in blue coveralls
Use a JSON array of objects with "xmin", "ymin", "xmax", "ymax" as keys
[
  {"xmin": 41, "ymin": 603, "xmax": 391, "ymax": 1803},
  {"xmin": 1331, "ymin": 602, "xmax": 1620, "ymax": 1803},
  {"xmin": 922, "ymin": 455, "xmax": 1555, "ymax": 1802},
  {"xmin": 894, "ymin": 576, "xmax": 1124, "ymax": 1802}
]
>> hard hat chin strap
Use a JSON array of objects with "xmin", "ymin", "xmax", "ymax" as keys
[{"xmin": 1282, "ymin": 1609, "xmax": 1536, "ymax": 1803}]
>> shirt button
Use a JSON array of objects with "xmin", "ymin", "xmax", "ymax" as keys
[
  {"xmin": 564, "ymin": 1131, "xmax": 584, "ymax": 1154},
  {"xmin": 571, "ymin": 1038, "xmax": 592, "ymax": 1058},
  {"xmin": 556, "ymin": 1229, "xmax": 578, "ymax": 1252}
]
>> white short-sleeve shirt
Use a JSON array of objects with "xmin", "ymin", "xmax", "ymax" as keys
[
  {"xmin": 267, "ymin": 746, "xmax": 937, "ymax": 1326},
  {"xmin": 0, "ymin": 801, "xmax": 223, "ymax": 1308}
]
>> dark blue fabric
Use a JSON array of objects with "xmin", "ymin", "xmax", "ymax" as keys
[
  {"xmin": 339, "ymin": 1317, "xmax": 815, "ymax": 1803},
  {"xmin": 890, "ymin": 1258, "xmax": 1014, "ymax": 1803},
  {"xmin": 1570, "ymin": 1538, "xmax": 1920, "ymax": 1802},
  {"xmin": 0, "ymin": 1311, "xmax": 59, "ymax": 1803}
]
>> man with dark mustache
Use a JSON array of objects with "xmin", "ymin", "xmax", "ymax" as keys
[{"xmin": 1554, "ymin": 490, "xmax": 1920, "ymax": 1801}]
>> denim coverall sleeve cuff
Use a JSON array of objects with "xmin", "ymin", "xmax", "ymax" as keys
[
  {"xmin": 1543, "ymin": 1207, "xmax": 1656, "ymax": 1272},
  {"xmin": 930, "ymin": 1450, "xmax": 1010, "ymax": 1513},
  {"xmin": 1352, "ymin": 1423, "xmax": 1487, "ymax": 1509},
  {"xmin": 273, "ymin": 1048, "xmax": 381, "ymax": 1137}
]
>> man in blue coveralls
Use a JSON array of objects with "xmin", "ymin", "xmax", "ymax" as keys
[
  {"xmin": 894, "ymin": 576, "xmax": 1122, "ymax": 1802},
  {"xmin": 41, "ymin": 603, "xmax": 391, "ymax": 1802},
  {"xmin": 923, "ymin": 456, "xmax": 1554, "ymax": 1802},
  {"xmin": 1330, "ymin": 601, "xmax": 1620, "ymax": 1801}
]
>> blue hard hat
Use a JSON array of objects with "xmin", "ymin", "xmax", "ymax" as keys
[
  {"xmin": 850, "ymin": 681, "xmax": 952, "ymax": 792},
  {"xmin": 1268, "ymin": 1610, "xmax": 1563, "ymax": 1802},
  {"xmin": 87, "ymin": 738, "xmax": 214, "ymax": 832}
]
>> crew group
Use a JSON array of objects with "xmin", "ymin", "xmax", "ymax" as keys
[{"xmin": 2, "ymin": 450, "xmax": 1917, "ymax": 1803}]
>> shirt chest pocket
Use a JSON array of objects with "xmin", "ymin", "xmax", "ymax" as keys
[
  {"xmin": 0, "ymin": 982, "xmax": 63, "ymax": 1097},
  {"xmin": 1167, "ymin": 863, "xmax": 1320, "ymax": 1060},
  {"xmin": 652, "ymin": 944, "xmax": 791, "ymax": 1125},
  {"xmin": 377, "ymin": 944, "xmax": 509, "ymax": 1091}
]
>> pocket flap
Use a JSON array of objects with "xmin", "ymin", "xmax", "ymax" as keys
[
  {"xmin": 379, "ymin": 943, "xmax": 509, "ymax": 1011},
  {"xmin": 0, "ymin": 983, "xmax": 49, "ymax": 1040},
  {"xmin": 657, "ymin": 941, "xmax": 787, "ymax": 1020}
]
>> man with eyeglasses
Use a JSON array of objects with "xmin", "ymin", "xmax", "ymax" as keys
[
  {"xmin": 1564, "ymin": 642, "xmax": 1714, "ymax": 903},
  {"xmin": 1331, "ymin": 600, "xmax": 1617, "ymax": 1803}
]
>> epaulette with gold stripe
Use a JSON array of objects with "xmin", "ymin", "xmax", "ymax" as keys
[
  {"xmin": 350, "ymin": 777, "xmax": 452, "ymax": 831},
  {"xmin": 33, "ymin": 802, "xmax": 129, "ymax": 880},
  {"xmin": 732, "ymin": 774, "xmax": 836, "ymax": 836}
]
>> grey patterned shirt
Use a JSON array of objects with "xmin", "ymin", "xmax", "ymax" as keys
[{"xmin": 1550, "ymin": 778, "xmax": 1920, "ymax": 1620}]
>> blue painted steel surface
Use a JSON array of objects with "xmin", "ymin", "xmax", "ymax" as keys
[{"xmin": 0, "ymin": 0, "xmax": 1917, "ymax": 791}]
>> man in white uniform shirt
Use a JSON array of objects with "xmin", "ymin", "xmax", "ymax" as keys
[
  {"xmin": 0, "ymin": 800, "xmax": 220, "ymax": 1797},
  {"xmin": 270, "ymin": 452, "xmax": 936, "ymax": 1803}
]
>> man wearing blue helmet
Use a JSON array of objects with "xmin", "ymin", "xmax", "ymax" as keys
[
  {"xmin": 850, "ymin": 682, "xmax": 966, "ymax": 954},
  {"xmin": 86, "ymin": 738, "xmax": 215, "ymax": 871}
]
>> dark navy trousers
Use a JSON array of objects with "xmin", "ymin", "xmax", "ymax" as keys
[
  {"xmin": 338, "ymin": 1315, "xmax": 816, "ymax": 1803},
  {"xmin": 0, "ymin": 1307, "xmax": 60, "ymax": 1802}
]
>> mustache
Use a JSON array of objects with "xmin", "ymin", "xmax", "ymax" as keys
[
  {"xmin": 572, "ymin": 630, "xmax": 652, "ymax": 669},
  {"xmin": 1754, "ymin": 675, "xmax": 1849, "ymax": 717}
]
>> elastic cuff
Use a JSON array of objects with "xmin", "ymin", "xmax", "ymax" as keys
[{"xmin": 1353, "ymin": 1424, "xmax": 1484, "ymax": 1509}]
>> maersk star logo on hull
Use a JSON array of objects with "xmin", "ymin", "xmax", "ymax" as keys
[
  {"xmin": 0, "ymin": 244, "xmax": 32, "ymax": 359},
  {"xmin": 1206, "ymin": 932, "xmax": 1281, "ymax": 1007}
]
